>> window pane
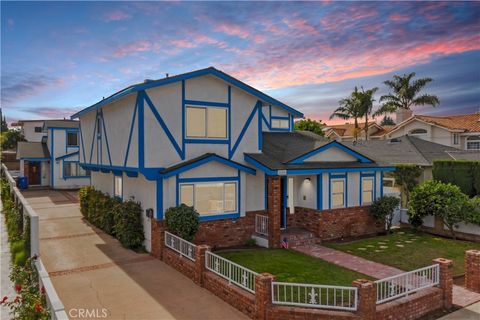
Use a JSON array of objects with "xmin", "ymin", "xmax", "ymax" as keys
[
  {"xmin": 279, "ymin": 120, "xmax": 289, "ymax": 128},
  {"xmin": 180, "ymin": 184, "xmax": 194, "ymax": 206},
  {"xmin": 363, "ymin": 191, "xmax": 373, "ymax": 204},
  {"xmin": 207, "ymin": 108, "xmax": 227, "ymax": 138},
  {"xmin": 362, "ymin": 178, "xmax": 373, "ymax": 191},
  {"xmin": 34, "ymin": 127, "xmax": 42, "ymax": 133},
  {"xmin": 67, "ymin": 132, "xmax": 78, "ymax": 146},
  {"xmin": 196, "ymin": 183, "xmax": 223, "ymax": 214},
  {"xmin": 332, "ymin": 180, "xmax": 344, "ymax": 193},
  {"xmin": 224, "ymin": 183, "xmax": 236, "ymax": 212},
  {"xmin": 186, "ymin": 107, "xmax": 206, "ymax": 137},
  {"xmin": 114, "ymin": 176, "xmax": 122, "ymax": 197},
  {"xmin": 64, "ymin": 163, "xmax": 72, "ymax": 177},
  {"xmin": 271, "ymin": 119, "xmax": 289, "ymax": 129},
  {"xmin": 332, "ymin": 194, "xmax": 344, "ymax": 207}
]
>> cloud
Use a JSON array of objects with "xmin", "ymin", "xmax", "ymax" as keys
[
  {"xmin": 19, "ymin": 107, "xmax": 81, "ymax": 119},
  {"xmin": 214, "ymin": 22, "xmax": 250, "ymax": 39},
  {"xmin": 1, "ymin": 74, "xmax": 65, "ymax": 105},
  {"xmin": 112, "ymin": 40, "xmax": 155, "ymax": 58},
  {"xmin": 103, "ymin": 10, "xmax": 131, "ymax": 22},
  {"xmin": 389, "ymin": 13, "xmax": 410, "ymax": 22}
]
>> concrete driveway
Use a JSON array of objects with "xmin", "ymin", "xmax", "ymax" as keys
[{"xmin": 22, "ymin": 189, "xmax": 248, "ymax": 320}]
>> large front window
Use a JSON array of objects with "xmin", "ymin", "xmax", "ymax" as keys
[
  {"xmin": 64, "ymin": 162, "xmax": 89, "ymax": 177},
  {"xmin": 466, "ymin": 136, "xmax": 480, "ymax": 150},
  {"xmin": 180, "ymin": 181, "xmax": 237, "ymax": 215},
  {"xmin": 361, "ymin": 177, "xmax": 374, "ymax": 205},
  {"xmin": 186, "ymin": 106, "xmax": 227, "ymax": 139},
  {"xmin": 331, "ymin": 178, "xmax": 346, "ymax": 208}
]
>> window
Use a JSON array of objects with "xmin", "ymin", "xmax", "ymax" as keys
[
  {"xmin": 409, "ymin": 128, "xmax": 427, "ymax": 135},
  {"xmin": 186, "ymin": 106, "xmax": 227, "ymax": 139},
  {"xmin": 271, "ymin": 118, "xmax": 289, "ymax": 129},
  {"xmin": 64, "ymin": 162, "xmax": 90, "ymax": 177},
  {"xmin": 34, "ymin": 126, "xmax": 43, "ymax": 133},
  {"xmin": 180, "ymin": 181, "xmax": 237, "ymax": 215},
  {"xmin": 67, "ymin": 132, "xmax": 78, "ymax": 146},
  {"xmin": 361, "ymin": 177, "xmax": 374, "ymax": 205},
  {"xmin": 331, "ymin": 179, "xmax": 345, "ymax": 208},
  {"xmin": 453, "ymin": 133, "xmax": 459, "ymax": 145},
  {"xmin": 466, "ymin": 136, "xmax": 480, "ymax": 150},
  {"xmin": 114, "ymin": 175, "xmax": 123, "ymax": 198}
]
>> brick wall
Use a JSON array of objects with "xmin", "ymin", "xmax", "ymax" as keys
[
  {"xmin": 162, "ymin": 248, "xmax": 196, "ymax": 281},
  {"xmin": 267, "ymin": 306, "xmax": 358, "ymax": 320},
  {"xmin": 288, "ymin": 206, "xmax": 384, "ymax": 241},
  {"xmin": 465, "ymin": 250, "xmax": 480, "ymax": 293},
  {"xmin": 203, "ymin": 272, "xmax": 256, "ymax": 318}
]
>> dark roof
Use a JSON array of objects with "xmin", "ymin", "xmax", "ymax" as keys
[
  {"xmin": 245, "ymin": 132, "xmax": 381, "ymax": 170},
  {"xmin": 71, "ymin": 67, "xmax": 303, "ymax": 119},
  {"xmin": 43, "ymin": 120, "xmax": 78, "ymax": 129},
  {"xmin": 16, "ymin": 142, "xmax": 50, "ymax": 159},
  {"xmin": 343, "ymin": 135, "xmax": 458, "ymax": 166},
  {"xmin": 446, "ymin": 151, "xmax": 480, "ymax": 161}
]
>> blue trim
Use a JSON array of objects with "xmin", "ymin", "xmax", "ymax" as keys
[
  {"xmin": 264, "ymin": 174, "xmax": 268, "ymax": 209},
  {"xmin": 228, "ymin": 86, "xmax": 232, "ymax": 154},
  {"xmin": 71, "ymin": 67, "xmax": 303, "ymax": 119},
  {"xmin": 126, "ymin": 171, "xmax": 138, "ymax": 177},
  {"xmin": 269, "ymin": 115, "xmax": 291, "ymax": 132},
  {"xmin": 288, "ymin": 141, "xmax": 373, "ymax": 164},
  {"xmin": 144, "ymin": 91, "xmax": 184, "ymax": 159},
  {"xmin": 88, "ymin": 110, "xmax": 98, "ymax": 164},
  {"xmin": 184, "ymin": 139, "xmax": 228, "ymax": 144},
  {"xmin": 156, "ymin": 178, "xmax": 163, "ymax": 219},
  {"xmin": 63, "ymin": 159, "xmax": 91, "ymax": 180},
  {"xmin": 65, "ymin": 129, "xmax": 80, "ymax": 154},
  {"xmin": 177, "ymin": 176, "xmax": 239, "ymax": 183},
  {"xmin": 184, "ymin": 100, "xmax": 229, "ymax": 108},
  {"xmin": 262, "ymin": 113, "xmax": 271, "ymax": 130},
  {"xmin": 50, "ymin": 129, "xmax": 55, "ymax": 187},
  {"xmin": 138, "ymin": 91, "xmax": 145, "ymax": 168},
  {"xmin": 380, "ymin": 172, "xmax": 384, "ymax": 197},
  {"xmin": 20, "ymin": 157, "xmax": 49, "ymax": 161},
  {"xmin": 281, "ymin": 176, "xmax": 287, "ymax": 229},
  {"xmin": 244, "ymin": 154, "xmax": 278, "ymax": 176},
  {"xmin": 55, "ymin": 151, "xmax": 79, "ymax": 161},
  {"xmin": 328, "ymin": 173, "xmax": 348, "ymax": 209},
  {"xmin": 229, "ymin": 101, "xmax": 261, "ymax": 159},
  {"xmin": 124, "ymin": 97, "xmax": 138, "ymax": 167},
  {"xmin": 80, "ymin": 163, "xmax": 139, "ymax": 174},
  {"xmin": 175, "ymin": 174, "xmax": 180, "ymax": 206},
  {"xmin": 162, "ymin": 154, "xmax": 255, "ymax": 178},
  {"xmin": 199, "ymin": 213, "xmax": 240, "ymax": 222},
  {"xmin": 100, "ymin": 110, "xmax": 112, "ymax": 166},
  {"xmin": 79, "ymin": 122, "xmax": 86, "ymax": 163},
  {"xmin": 181, "ymin": 80, "xmax": 186, "ymax": 160},
  {"xmin": 290, "ymin": 115, "xmax": 294, "ymax": 132},
  {"xmin": 360, "ymin": 173, "xmax": 376, "ymax": 206},
  {"xmin": 316, "ymin": 174, "xmax": 322, "ymax": 210},
  {"xmin": 258, "ymin": 102, "xmax": 262, "ymax": 151}
]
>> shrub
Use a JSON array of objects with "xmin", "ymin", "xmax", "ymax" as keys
[
  {"xmin": 98, "ymin": 195, "xmax": 119, "ymax": 236},
  {"xmin": 79, "ymin": 186, "xmax": 93, "ymax": 218},
  {"xmin": 369, "ymin": 196, "xmax": 400, "ymax": 233},
  {"xmin": 114, "ymin": 199, "xmax": 145, "ymax": 249},
  {"xmin": 393, "ymin": 164, "xmax": 422, "ymax": 205},
  {"xmin": 165, "ymin": 204, "xmax": 199, "ymax": 241},
  {"xmin": 409, "ymin": 180, "xmax": 470, "ymax": 239},
  {"xmin": 10, "ymin": 240, "xmax": 25, "ymax": 256},
  {"xmin": 433, "ymin": 160, "xmax": 479, "ymax": 197},
  {"xmin": 14, "ymin": 250, "xmax": 27, "ymax": 267},
  {"xmin": 245, "ymin": 238, "xmax": 256, "ymax": 247},
  {"xmin": 465, "ymin": 197, "xmax": 480, "ymax": 226}
]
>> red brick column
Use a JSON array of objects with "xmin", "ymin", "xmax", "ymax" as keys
[
  {"xmin": 267, "ymin": 176, "xmax": 281, "ymax": 248},
  {"xmin": 195, "ymin": 245, "xmax": 210, "ymax": 286},
  {"xmin": 352, "ymin": 279, "xmax": 376, "ymax": 320},
  {"xmin": 150, "ymin": 219, "xmax": 165, "ymax": 259},
  {"xmin": 254, "ymin": 273, "xmax": 275, "ymax": 320},
  {"xmin": 433, "ymin": 258, "xmax": 453, "ymax": 309},
  {"xmin": 465, "ymin": 250, "xmax": 480, "ymax": 293}
]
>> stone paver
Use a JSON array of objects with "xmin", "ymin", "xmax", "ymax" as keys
[
  {"xmin": 22, "ymin": 189, "xmax": 247, "ymax": 320},
  {"xmin": 0, "ymin": 201, "xmax": 14, "ymax": 320},
  {"xmin": 295, "ymin": 244, "xmax": 480, "ymax": 308},
  {"xmin": 437, "ymin": 301, "xmax": 480, "ymax": 320}
]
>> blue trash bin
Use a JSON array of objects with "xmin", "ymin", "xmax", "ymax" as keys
[{"xmin": 18, "ymin": 176, "xmax": 28, "ymax": 189}]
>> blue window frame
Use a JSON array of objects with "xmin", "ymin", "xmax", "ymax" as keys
[
  {"xmin": 329, "ymin": 174, "xmax": 347, "ymax": 209},
  {"xmin": 63, "ymin": 161, "xmax": 90, "ymax": 179},
  {"xmin": 184, "ymin": 105, "xmax": 229, "ymax": 143}
]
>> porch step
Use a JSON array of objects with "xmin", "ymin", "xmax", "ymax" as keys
[{"xmin": 281, "ymin": 228, "xmax": 320, "ymax": 248}]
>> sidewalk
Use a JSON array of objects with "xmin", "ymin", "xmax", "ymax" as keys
[
  {"xmin": 294, "ymin": 244, "xmax": 480, "ymax": 308},
  {"xmin": 438, "ymin": 301, "xmax": 480, "ymax": 320},
  {"xmin": 0, "ymin": 201, "xmax": 14, "ymax": 320}
]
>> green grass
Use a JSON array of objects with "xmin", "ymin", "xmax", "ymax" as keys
[
  {"xmin": 324, "ymin": 228, "xmax": 480, "ymax": 275},
  {"xmin": 218, "ymin": 249, "xmax": 370, "ymax": 286}
]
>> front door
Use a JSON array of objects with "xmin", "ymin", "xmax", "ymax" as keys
[
  {"xmin": 281, "ymin": 176, "xmax": 287, "ymax": 229},
  {"xmin": 28, "ymin": 161, "xmax": 41, "ymax": 185}
]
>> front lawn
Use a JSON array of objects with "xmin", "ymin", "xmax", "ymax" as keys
[
  {"xmin": 218, "ymin": 249, "xmax": 370, "ymax": 286},
  {"xmin": 324, "ymin": 228, "xmax": 479, "ymax": 275}
]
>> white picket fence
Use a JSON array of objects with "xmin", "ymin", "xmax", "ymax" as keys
[
  {"xmin": 1, "ymin": 164, "xmax": 68, "ymax": 320},
  {"xmin": 205, "ymin": 251, "xmax": 258, "ymax": 293},
  {"xmin": 164, "ymin": 231, "xmax": 196, "ymax": 261},
  {"xmin": 271, "ymin": 282, "xmax": 358, "ymax": 311},
  {"xmin": 375, "ymin": 264, "xmax": 440, "ymax": 304},
  {"xmin": 255, "ymin": 214, "xmax": 268, "ymax": 236}
]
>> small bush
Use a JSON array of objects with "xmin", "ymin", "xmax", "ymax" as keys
[
  {"xmin": 79, "ymin": 186, "xmax": 93, "ymax": 218},
  {"xmin": 114, "ymin": 199, "xmax": 145, "ymax": 249},
  {"xmin": 245, "ymin": 238, "xmax": 256, "ymax": 247},
  {"xmin": 165, "ymin": 204, "xmax": 199, "ymax": 241},
  {"xmin": 14, "ymin": 250, "xmax": 27, "ymax": 267},
  {"xmin": 10, "ymin": 240, "xmax": 25, "ymax": 256},
  {"xmin": 369, "ymin": 196, "xmax": 400, "ymax": 233}
]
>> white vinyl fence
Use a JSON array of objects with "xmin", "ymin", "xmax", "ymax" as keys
[
  {"xmin": 1, "ymin": 164, "xmax": 68, "ymax": 320},
  {"xmin": 255, "ymin": 214, "xmax": 268, "ymax": 236},
  {"xmin": 375, "ymin": 264, "xmax": 439, "ymax": 304},
  {"xmin": 205, "ymin": 251, "xmax": 258, "ymax": 293},
  {"xmin": 164, "ymin": 231, "xmax": 196, "ymax": 261},
  {"xmin": 272, "ymin": 282, "xmax": 358, "ymax": 311}
]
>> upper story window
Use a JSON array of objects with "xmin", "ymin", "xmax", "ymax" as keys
[
  {"xmin": 34, "ymin": 126, "xmax": 43, "ymax": 133},
  {"xmin": 67, "ymin": 132, "xmax": 79, "ymax": 146},
  {"xmin": 361, "ymin": 177, "xmax": 374, "ymax": 205},
  {"xmin": 330, "ymin": 178, "xmax": 346, "ymax": 208},
  {"xmin": 453, "ymin": 133, "xmax": 459, "ymax": 145},
  {"xmin": 409, "ymin": 128, "xmax": 427, "ymax": 136},
  {"xmin": 271, "ymin": 118, "xmax": 289, "ymax": 129},
  {"xmin": 466, "ymin": 136, "xmax": 480, "ymax": 150},
  {"xmin": 180, "ymin": 181, "xmax": 237, "ymax": 215},
  {"xmin": 186, "ymin": 106, "xmax": 227, "ymax": 139}
]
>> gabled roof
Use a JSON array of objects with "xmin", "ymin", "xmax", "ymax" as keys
[
  {"xmin": 71, "ymin": 67, "xmax": 304, "ymax": 119},
  {"xmin": 16, "ymin": 142, "xmax": 50, "ymax": 160},
  {"xmin": 324, "ymin": 121, "xmax": 382, "ymax": 138}
]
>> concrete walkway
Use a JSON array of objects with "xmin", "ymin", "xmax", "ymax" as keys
[
  {"xmin": 0, "ymin": 201, "xmax": 14, "ymax": 320},
  {"xmin": 437, "ymin": 301, "xmax": 480, "ymax": 320},
  {"xmin": 294, "ymin": 244, "xmax": 480, "ymax": 308},
  {"xmin": 22, "ymin": 189, "xmax": 247, "ymax": 320}
]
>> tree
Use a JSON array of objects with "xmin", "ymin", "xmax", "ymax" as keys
[
  {"xmin": 380, "ymin": 116, "xmax": 395, "ymax": 126},
  {"xmin": 1, "ymin": 116, "xmax": 8, "ymax": 132},
  {"xmin": 358, "ymin": 86, "xmax": 378, "ymax": 140},
  {"xmin": 294, "ymin": 118, "xmax": 325, "ymax": 136},
  {"xmin": 375, "ymin": 72, "xmax": 440, "ymax": 116},
  {"xmin": 330, "ymin": 87, "xmax": 363, "ymax": 140},
  {"xmin": 369, "ymin": 196, "xmax": 401, "ymax": 233},
  {"xmin": 409, "ymin": 180, "xmax": 470, "ymax": 239},
  {"xmin": 0, "ymin": 129, "xmax": 25, "ymax": 150},
  {"xmin": 392, "ymin": 164, "xmax": 422, "ymax": 205}
]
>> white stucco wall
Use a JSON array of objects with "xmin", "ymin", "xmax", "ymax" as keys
[
  {"xmin": 293, "ymin": 175, "xmax": 317, "ymax": 209},
  {"xmin": 304, "ymin": 147, "xmax": 357, "ymax": 162},
  {"xmin": 21, "ymin": 122, "xmax": 46, "ymax": 142},
  {"xmin": 245, "ymin": 171, "xmax": 265, "ymax": 212}
]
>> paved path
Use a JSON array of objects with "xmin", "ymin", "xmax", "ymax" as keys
[
  {"xmin": 22, "ymin": 189, "xmax": 247, "ymax": 320},
  {"xmin": 295, "ymin": 244, "xmax": 480, "ymax": 308},
  {"xmin": 437, "ymin": 301, "xmax": 480, "ymax": 320},
  {"xmin": 0, "ymin": 201, "xmax": 14, "ymax": 320}
]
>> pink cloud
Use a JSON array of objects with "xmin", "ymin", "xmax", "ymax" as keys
[
  {"xmin": 282, "ymin": 17, "xmax": 317, "ymax": 35},
  {"xmin": 113, "ymin": 40, "xmax": 154, "ymax": 58},
  {"xmin": 389, "ymin": 13, "xmax": 410, "ymax": 22},
  {"xmin": 103, "ymin": 10, "xmax": 131, "ymax": 22},
  {"xmin": 214, "ymin": 22, "xmax": 250, "ymax": 39},
  {"xmin": 170, "ymin": 39, "xmax": 196, "ymax": 49}
]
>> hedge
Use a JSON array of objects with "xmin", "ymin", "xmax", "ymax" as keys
[
  {"xmin": 432, "ymin": 160, "xmax": 480, "ymax": 197},
  {"xmin": 79, "ymin": 186, "xmax": 145, "ymax": 250}
]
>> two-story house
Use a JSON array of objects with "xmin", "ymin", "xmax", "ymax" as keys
[
  {"xmin": 72, "ymin": 67, "xmax": 394, "ymax": 252},
  {"xmin": 16, "ymin": 120, "xmax": 91, "ymax": 188}
]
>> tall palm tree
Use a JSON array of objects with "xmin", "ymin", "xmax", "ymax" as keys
[
  {"xmin": 375, "ymin": 72, "xmax": 440, "ymax": 116},
  {"xmin": 358, "ymin": 86, "xmax": 378, "ymax": 140},
  {"xmin": 330, "ymin": 87, "xmax": 363, "ymax": 140}
]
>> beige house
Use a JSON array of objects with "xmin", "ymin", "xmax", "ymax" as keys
[{"xmin": 324, "ymin": 122, "xmax": 395, "ymax": 141}]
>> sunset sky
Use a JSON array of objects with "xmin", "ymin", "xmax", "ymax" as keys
[{"xmin": 1, "ymin": 1, "xmax": 479, "ymax": 124}]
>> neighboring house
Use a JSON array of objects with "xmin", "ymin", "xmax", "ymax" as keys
[
  {"xmin": 13, "ymin": 119, "xmax": 47, "ymax": 142},
  {"xmin": 324, "ymin": 122, "xmax": 395, "ymax": 141},
  {"xmin": 71, "ymin": 67, "xmax": 394, "ymax": 252},
  {"xmin": 16, "ymin": 120, "xmax": 91, "ymax": 188},
  {"xmin": 385, "ymin": 112, "xmax": 480, "ymax": 150}
]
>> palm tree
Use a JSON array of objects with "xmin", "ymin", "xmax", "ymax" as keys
[
  {"xmin": 375, "ymin": 72, "xmax": 439, "ymax": 116},
  {"xmin": 358, "ymin": 87, "xmax": 378, "ymax": 140},
  {"xmin": 330, "ymin": 87, "xmax": 363, "ymax": 140}
]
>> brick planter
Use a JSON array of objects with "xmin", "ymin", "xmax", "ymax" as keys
[{"xmin": 465, "ymin": 250, "xmax": 480, "ymax": 293}]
